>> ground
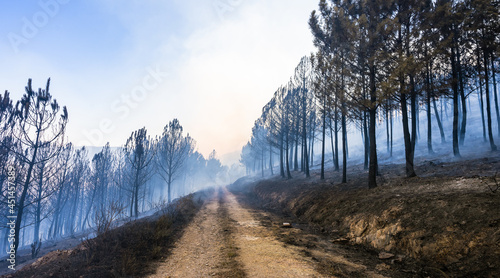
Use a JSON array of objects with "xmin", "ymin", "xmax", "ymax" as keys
[
  {"xmin": 148, "ymin": 187, "xmax": 325, "ymax": 277},
  {"xmin": 2, "ymin": 149, "xmax": 500, "ymax": 277},
  {"xmin": 235, "ymin": 149, "xmax": 500, "ymax": 277},
  {"xmin": 147, "ymin": 186, "xmax": 396, "ymax": 278}
]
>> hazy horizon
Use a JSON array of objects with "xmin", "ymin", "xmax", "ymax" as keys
[{"xmin": 0, "ymin": 0, "xmax": 317, "ymax": 161}]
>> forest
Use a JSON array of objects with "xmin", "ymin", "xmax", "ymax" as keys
[
  {"xmin": 240, "ymin": 0, "xmax": 499, "ymax": 188},
  {"xmin": 0, "ymin": 79, "xmax": 233, "ymax": 257},
  {"xmin": 0, "ymin": 0, "xmax": 499, "ymax": 276}
]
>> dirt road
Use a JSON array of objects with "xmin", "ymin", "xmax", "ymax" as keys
[
  {"xmin": 149, "ymin": 190, "xmax": 224, "ymax": 277},
  {"xmin": 149, "ymin": 187, "xmax": 391, "ymax": 278}
]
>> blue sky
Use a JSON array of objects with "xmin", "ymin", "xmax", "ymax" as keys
[{"xmin": 0, "ymin": 0, "xmax": 317, "ymax": 165}]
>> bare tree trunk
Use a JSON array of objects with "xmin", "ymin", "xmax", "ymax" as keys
[
  {"xmin": 427, "ymin": 92, "xmax": 433, "ymax": 154},
  {"xmin": 334, "ymin": 107, "xmax": 339, "ymax": 171},
  {"xmin": 390, "ymin": 108, "xmax": 393, "ymax": 156},
  {"xmin": 329, "ymin": 117, "xmax": 335, "ymax": 170},
  {"xmin": 51, "ymin": 181, "xmax": 64, "ymax": 239},
  {"xmin": 134, "ymin": 180, "xmax": 140, "ymax": 218},
  {"xmin": 491, "ymin": 56, "xmax": 500, "ymax": 137},
  {"xmin": 425, "ymin": 54, "xmax": 434, "ymax": 154},
  {"xmin": 309, "ymin": 118, "xmax": 316, "ymax": 167},
  {"xmin": 286, "ymin": 133, "xmax": 292, "ymax": 179},
  {"xmin": 294, "ymin": 134, "xmax": 299, "ymax": 171},
  {"xmin": 14, "ymin": 143, "xmax": 39, "ymax": 253},
  {"xmin": 302, "ymin": 93, "xmax": 310, "ymax": 178},
  {"xmin": 168, "ymin": 174, "xmax": 172, "ymax": 203},
  {"xmin": 416, "ymin": 95, "xmax": 420, "ymax": 143},
  {"xmin": 410, "ymin": 75, "xmax": 417, "ymax": 158},
  {"xmin": 341, "ymin": 59, "xmax": 347, "ymax": 183},
  {"xmin": 280, "ymin": 133, "xmax": 285, "ymax": 178},
  {"xmin": 400, "ymin": 24, "xmax": 417, "ymax": 177},
  {"xmin": 474, "ymin": 46, "xmax": 486, "ymax": 142},
  {"xmin": 402, "ymin": 93, "xmax": 416, "ymax": 177},
  {"xmin": 484, "ymin": 50, "xmax": 497, "ymax": 151},
  {"xmin": 457, "ymin": 45, "xmax": 467, "ymax": 146},
  {"xmin": 321, "ymin": 97, "xmax": 326, "ymax": 180},
  {"xmin": 33, "ymin": 163, "xmax": 45, "ymax": 246},
  {"xmin": 451, "ymin": 45, "xmax": 461, "ymax": 157},
  {"xmin": 385, "ymin": 104, "xmax": 390, "ymax": 156},
  {"xmin": 300, "ymin": 142, "xmax": 304, "ymax": 172},
  {"xmin": 364, "ymin": 110, "xmax": 369, "ymax": 169},
  {"xmin": 341, "ymin": 105, "xmax": 347, "ymax": 184},
  {"xmin": 368, "ymin": 64, "xmax": 378, "ymax": 189}
]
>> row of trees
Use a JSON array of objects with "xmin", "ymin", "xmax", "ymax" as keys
[
  {"xmin": 0, "ymin": 79, "xmax": 226, "ymax": 256},
  {"xmin": 241, "ymin": 0, "xmax": 499, "ymax": 188},
  {"xmin": 241, "ymin": 57, "xmax": 318, "ymax": 180}
]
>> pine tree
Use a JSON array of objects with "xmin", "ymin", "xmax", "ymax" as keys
[{"xmin": 8, "ymin": 79, "xmax": 68, "ymax": 254}]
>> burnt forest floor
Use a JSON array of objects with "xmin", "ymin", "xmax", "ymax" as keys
[{"xmin": 228, "ymin": 148, "xmax": 500, "ymax": 278}]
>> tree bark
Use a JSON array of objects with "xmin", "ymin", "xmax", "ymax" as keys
[
  {"xmin": 425, "ymin": 52, "xmax": 434, "ymax": 154},
  {"xmin": 410, "ymin": 75, "xmax": 417, "ymax": 157},
  {"xmin": 51, "ymin": 179, "xmax": 65, "ymax": 238},
  {"xmin": 34, "ymin": 163, "xmax": 45, "ymax": 246},
  {"xmin": 364, "ymin": 110, "xmax": 370, "ymax": 169},
  {"xmin": 13, "ymin": 140, "xmax": 40, "ymax": 253},
  {"xmin": 280, "ymin": 133, "xmax": 285, "ymax": 178},
  {"xmin": 484, "ymin": 49, "xmax": 497, "ymax": 151},
  {"xmin": 341, "ymin": 59, "xmax": 347, "ymax": 183},
  {"xmin": 427, "ymin": 91, "xmax": 434, "ymax": 154},
  {"xmin": 368, "ymin": 64, "xmax": 378, "ymax": 189},
  {"xmin": 294, "ymin": 134, "xmax": 299, "ymax": 171},
  {"xmin": 390, "ymin": 108, "xmax": 393, "ymax": 156},
  {"xmin": 285, "ymin": 133, "xmax": 292, "ymax": 179},
  {"xmin": 321, "ymin": 99, "xmax": 326, "ymax": 180},
  {"xmin": 402, "ymin": 93, "xmax": 416, "ymax": 177},
  {"xmin": 168, "ymin": 174, "xmax": 172, "ymax": 203},
  {"xmin": 457, "ymin": 44, "xmax": 467, "ymax": 145},
  {"xmin": 451, "ymin": 45, "xmax": 461, "ymax": 157},
  {"xmin": 329, "ymin": 117, "xmax": 335, "ymax": 170},
  {"xmin": 432, "ymin": 98, "xmax": 445, "ymax": 144},
  {"xmin": 302, "ymin": 90, "xmax": 310, "ymax": 177},
  {"xmin": 334, "ymin": 106, "xmax": 339, "ymax": 171},
  {"xmin": 385, "ymin": 105, "xmax": 390, "ymax": 155},
  {"xmin": 341, "ymin": 105, "xmax": 347, "ymax": 183},
  {"xmin": 491, "ymin": 56, "xmax": 500, "ymax": 137},
  {"xmin": 309, "ymin": 118, "xmax": 316, "ymax": 167}
]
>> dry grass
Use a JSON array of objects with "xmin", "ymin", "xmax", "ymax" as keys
[
  {"xmin": 216, "ymin": 188, "xmax": 246, "ymax": 278},
  {"xmin": 6, "ymin": 192, "xmax": 206, "ymax": 278}
]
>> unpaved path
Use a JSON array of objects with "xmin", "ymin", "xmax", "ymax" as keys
[
  {"xmin": 150, "ymin": 187, "xmax": 389, "ymax": 277},
  {"xmin": 222, "ymin": 187, "xmax": 325, "ymax": 277},
  {"xmin": 149, "ymin": 190, "xmax": 224, "ymax": 277}
]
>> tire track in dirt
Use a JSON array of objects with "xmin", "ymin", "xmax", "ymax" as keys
[
  {"xmin": 222, "ymin": 187, "xmax": 325, "ymax": 278},
  {"xmin": 149, "ymin": 190, "xmax": 224, "ymax": 277}
]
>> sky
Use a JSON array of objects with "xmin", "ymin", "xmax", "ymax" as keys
[{"xmin": 0, "ymin": 0, "xmax": 317, "ymax": 165}]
